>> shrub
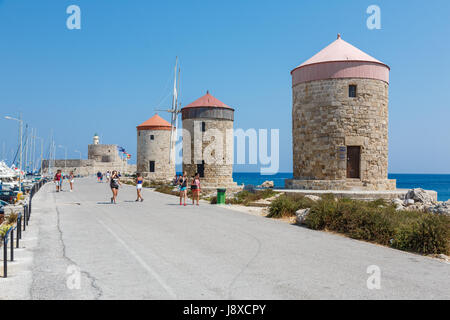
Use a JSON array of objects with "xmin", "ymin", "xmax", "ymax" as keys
[
  {"xmin": 155, "ymin": 185, "xmax": 179, "ymax": 196},
  {"xmin": 267, "ymin": 193, "xmax": 318, "ymax": 219},
  {"xmin": 0, "ymin": 224, "xmax": 13, "ymax": 239},
  {"xmin": 220, "ymin": 189, "xmax": 279, "ymax": 206},
  {"xmin": 6, "ymin": 212, "xmax": 18, "ymax": 225},
  {"xmin": 302, "ymin": 196, "xmax": 450, "ymax": 255},
  {"xmin": 392, "ymin": 213, "xmax": 450, "ymax": 255},
  {"xmin": 267, "ymin": 195, "xmax": 298, "ymax": 218}
]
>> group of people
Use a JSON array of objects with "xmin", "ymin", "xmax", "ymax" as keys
[
  {"xmin": 108, "ymin": 171, "xmax": 201, "ymax": 206},
  {"xmin": 97, "ymin": 171, "xmax": 114, "ymax": 183},
  {"xmin": 174, "ymin": 172, "xmax": 201, "ymax": 206},
  {"xmin": 54, "ymin": 170, "xmax": 75, "ymax": 192},
  {"xmin": 54, "ymin": 169, "xmax": 201, "ymax": 206}
]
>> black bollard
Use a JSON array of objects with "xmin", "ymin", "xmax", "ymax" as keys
[
  {"xmin": 10, "ymin": 229, "xmax": 14, "ymax": 262},
  {"xmin": 23, "ymin": 206, "xmax": 27, "ymax": 231},
  {"xmin": 16, "ymin": 216, "xmax": 20, "ymax": 248},
  {"xmin": 3, "ymin": 236, "xmax": 7, "ymax": 278}
]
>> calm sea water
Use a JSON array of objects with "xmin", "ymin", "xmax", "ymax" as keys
[{"xmin": 231, "ymin": 172, "xmax": 450, "ymax": 202}]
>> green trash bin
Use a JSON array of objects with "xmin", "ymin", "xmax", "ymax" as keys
[{"xmin": 217, "ymin": 188, "xmax": 226, "ymax": 204}]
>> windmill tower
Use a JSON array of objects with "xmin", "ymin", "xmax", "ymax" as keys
[
  {"xmin": 136, "ymin": 114, "xmax": 175, "ymax": 182},
  {"xmin": 286, "ymin": 34, "xmax": 396, "ymax": 191}
]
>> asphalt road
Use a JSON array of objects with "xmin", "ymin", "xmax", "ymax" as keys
[{"xmin": 20, "ymin": 178, "xmax": 450, "ymax": 299}]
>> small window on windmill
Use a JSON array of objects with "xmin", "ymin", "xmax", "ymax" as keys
[
  {"xmin": 150, "ymin": 135, "xmax": 154, "ymax": 140},
  {"xmin": 349, "ymin": 85, "xmax": 357, "ymax": 98},
  {"xmin": 202, "ymin": 122, "xmax": 206, "ymax": 132},
  {"xmin": 149, "ymin": 161, "xmax": 155, "ymax": 173}
]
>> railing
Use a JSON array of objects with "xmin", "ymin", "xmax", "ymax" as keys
[{"xmin": 1, "ymin": 178, "xmax": 46, "ymax": 278}]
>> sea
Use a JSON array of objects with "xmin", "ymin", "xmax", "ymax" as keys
[{"xmin": 231, "ymin": 173, "xmax": 450, "ymax": 202}]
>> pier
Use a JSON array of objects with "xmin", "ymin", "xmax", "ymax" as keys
[{"xmin": 1, "ymin": 178, "xmax": 449, "ymax": 299}]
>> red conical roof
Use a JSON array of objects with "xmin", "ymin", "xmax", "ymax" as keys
[
  {"xmin": 291, "ymin": 34, "xmax": 390, "ymax": 85},
  {"xmin": 296, "ymin": 34, "xmax": 387, "ymax": 69},
  {"xmin": 182, "ymin": 91, "xmax": 232, "ymax": 110},
  {"xmin": 137, "ymin": 114, "xmax": 173, "ymax": 131}
]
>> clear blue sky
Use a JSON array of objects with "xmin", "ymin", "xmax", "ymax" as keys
[{"xmin": 0, "ymin": 0, "xmax": 449, "ymax": 173}]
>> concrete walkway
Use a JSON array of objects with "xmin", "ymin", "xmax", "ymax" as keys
[{"xmin": 1, "ymin": 177, "xmax": 449, "ymax": 299}]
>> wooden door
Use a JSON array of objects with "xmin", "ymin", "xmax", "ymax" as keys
[{"xmin": 346, "ymin": 146, "xmax": 361, "ymax": 179}]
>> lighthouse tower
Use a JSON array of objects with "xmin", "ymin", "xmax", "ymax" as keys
[
  {"xmin": 286, "ymin": 35, "xmax": 396, "ymax": 191},
  {"xmin": 181, "ymin": 91, "xmax": 239, "ymax": 190},
  {"xmin": 137, "ymin": 114, "xmax": 175, "ymax": 182}
]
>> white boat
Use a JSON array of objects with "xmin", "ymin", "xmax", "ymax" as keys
[{"xmin": 0, "ymin": 161, "xmax": 20, "ymax": 190}]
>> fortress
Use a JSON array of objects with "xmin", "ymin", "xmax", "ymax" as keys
[{"xmin": 42, "ymin": 134, "xmax": 135, "ymax": 176}]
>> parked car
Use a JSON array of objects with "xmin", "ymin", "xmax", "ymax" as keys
[{"xmin": 0, "ymin": 190, "xmax": 17, "ymax": 204}]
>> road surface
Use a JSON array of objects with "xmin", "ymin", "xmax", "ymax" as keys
[{"xmin": 3, "ymin": 177, "xmax": 450, "ymax": 299}]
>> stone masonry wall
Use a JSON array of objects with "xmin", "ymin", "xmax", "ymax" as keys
[
  {"xmin": 290, "ymin": 78, "xmax": 395, "ymax": 191},
  {"xmin": 88, "ymin": 144, "xmax": 121, "ymax": 162},
  {"xmin": 182, "ymin": 118, "xmax": 238, "ymax": 189},
  {"xmin": 137, "ymin": 129, "xmax": 175, "ymax": 182},
  {"xmin": 41, "ymin": 159, "xmax": 134, "ymax": 176}
]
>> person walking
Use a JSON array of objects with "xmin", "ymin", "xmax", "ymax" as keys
[
  {"xmin": 110, "ymin": 170, "xmax": 121, "ymax": 204},
  {"xmin": 54, "ymin": 169, "xmax": 63, "ymax": 192},
  {"xmin": 179, "ymin": 172, "xmax": 188, "ymax": 206},
  {"xmin": 97, "ymin": 171, "xmax": 102, "ymax": 183},
  {"xmin": 68, "ymin": 171, "xmax": 75, "ymax": 192},
  {"xmin": 191, "ymin": 173, "xmax": 201, "ymax": 206},
  {"xmin": 135, "ymin": 173, "xmax": 144, "ymax": 202},
  {"xmin": 106, "ymin": 171, "xmax": 111, "ymax": 183}
]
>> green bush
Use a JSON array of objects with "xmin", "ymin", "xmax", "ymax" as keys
[
  {"xmin": 267, "ymin": 195, "xmax": 298, "ymax": 218},
  {"xmin": 267, "ymin": 193, "xmax": 318, "ymax": 218},
  {"xmin": 222, "ymin": 189, "xmax": 279, "ymax": 206},
  {"xmin": 303, "ymin": 196, "xmax": 450, "ymax": 255},
  {"xmin": 155, "ymin": 185, "xmax": 179, "ymax": 196},
  {"xmin": 6, "ymin": 212, "xmax": 18, "ymax": 225},
  {"xmin": 0, "ymin": 224, "xmax": 13, "ymax": 239},
  {"xmin": 392, "ymin": 214, "xmax": 450, "ymax": 254}
]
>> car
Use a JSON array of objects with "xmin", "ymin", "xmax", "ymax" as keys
[{"xmin": 0, "ymin": 190, "xmax": 17, "ymax": 204}]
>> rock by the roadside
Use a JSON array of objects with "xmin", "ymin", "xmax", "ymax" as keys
[
  {"xmin": 404, "ymin": 199, "xmax": 415, "ymax": 206},
  {"xmin": 295, "ymin": 208, "xmax": 311, "ymax": 225},
  {"xmin": 426, "ymin": 201, "xmax": 450, "ymax": 216},
  {"xmin": 304, "ymin": 195, "xmax": 321, "ymax": 202},
  {"xmin": 260, "ymin": 181, "xmax": 274, "ymax": 188},
  {"xmin": 437, "ymin": 254, "xmax": 450, "ymax": 262},
  {"xmin": 405, "ymin": 188, "xmax": 435, "ymax": 205},
  {"xmin": 392, "ymin": 198, "xmax": 405, "ymax": 211}
]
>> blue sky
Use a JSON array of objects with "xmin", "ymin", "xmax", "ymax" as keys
[{"xmin": 0, "ymin": 0, "xmax": 449, "ymax": 173}]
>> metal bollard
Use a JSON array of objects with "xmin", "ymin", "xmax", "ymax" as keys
[
  {"xmin": 23, "ymin": 205, "xmax": 27, "ymax": 231},
  {"xmin": 3, "ymin": 236, "xmax": 7, "ymax": 278},
  {"xmin": 26, "ymin": 205, "xmax": 29, "ymax": 226},
  {"xmin": 16, "ymin": 216, "xmax": 20, "ymax": 248},
  {"xmin": 10, "ymin": 229, "xmax": 14, "ymax": 262}
]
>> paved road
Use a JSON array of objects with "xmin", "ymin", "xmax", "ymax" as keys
[{"xmin": 13, "ymin": 178, "xmax": 450, "ymax": 299}]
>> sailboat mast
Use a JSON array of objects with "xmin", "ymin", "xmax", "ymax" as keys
[{"xmin": 169, "ymin": 57, "xmax": 178, "ymax": 164}]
